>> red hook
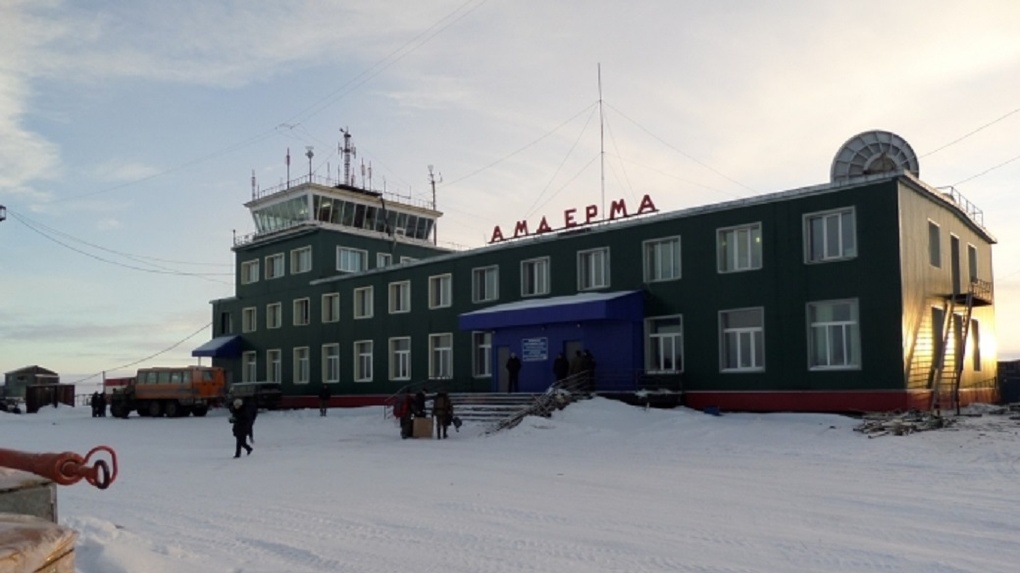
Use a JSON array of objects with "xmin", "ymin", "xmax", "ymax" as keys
[{"xmin": 0, "ymin": 446, "xmax": 118, "ymax": 490}]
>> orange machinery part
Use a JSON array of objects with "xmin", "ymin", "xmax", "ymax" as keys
[{"xmin": 0, "ymin": 446, "xmax": 117, "ymax": 490}]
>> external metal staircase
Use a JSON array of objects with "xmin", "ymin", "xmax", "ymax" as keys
[{"xmin": 928, "ymin": 278, "xmax": 993, "ymax": 414}]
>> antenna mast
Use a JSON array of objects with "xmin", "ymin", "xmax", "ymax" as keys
[
  {"xmin": 428, "ymin": 165, "xmax": 442, "ymax": 245},
  {"xmin": 340, "ymin": 128, "xmax": 357, "ymax": 187},
  {"xmin": 598, "ymin": 63, "xmax": 605, "ymax": 220}
]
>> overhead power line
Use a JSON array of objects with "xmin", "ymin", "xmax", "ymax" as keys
[
  {"xmin": 922, "ymin": 106, "xmax": 1020, "ymax": 158},
  {"xmin": 70, "ymin": 322, "xmax": 212, "ymax": 385}
]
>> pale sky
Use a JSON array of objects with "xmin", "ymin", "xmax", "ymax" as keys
[{"xmin": 2, "ymin": 0, "xmax": 1020, "ymax": 381}]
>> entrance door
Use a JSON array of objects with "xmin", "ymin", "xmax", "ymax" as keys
[
  {"xmin": 564, "ymin": 340, "xmax": 583, "ymax": 371},
  {"xmin": 496, "ymin": 346, "xmax": 510, "ymax": 392}
]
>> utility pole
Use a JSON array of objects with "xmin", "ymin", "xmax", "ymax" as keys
[
  {"xmin": 305, "ymin": 146, "xmax": 314, "ymax": 183},
  {"xmin": 428, "ymin": 165, "xmax": 441, "ymax": 245}
]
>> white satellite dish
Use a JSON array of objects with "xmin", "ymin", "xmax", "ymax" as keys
[{"xmin": 830, "ymin": 130, "xmax": 919, "ymax": 183}]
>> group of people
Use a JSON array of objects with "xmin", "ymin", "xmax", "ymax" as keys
[
  {"xmin": 394, "ymin": 388, "xmax": 458, "ymax": 439},
  {"xmin": 89, "ymin": 391, "xmax": 107, "ymax": 417},
  {"xmin": 507, "ymin": 348, "xmax": 597, "ymax": 393},
  {"xmin": 228, "ymin": 397, "xmax": 258, "ymax": 458}
]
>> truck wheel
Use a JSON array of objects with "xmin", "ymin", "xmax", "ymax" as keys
[
  {"xmin": 164, "ymin": 401, "xmax": 178, "ymax": 418},
  {"xmin": 148, "ymin": 401, "xmax": 164, "ymax": 417},
  {"xmin": 192, "ymin": 405, "xmax": 209, "ymax": 417},
  {"xmin": 112, "ymin": 403, "xmax": 128, "ymax": 418}
]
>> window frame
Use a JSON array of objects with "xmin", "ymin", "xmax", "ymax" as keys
[
  {"xmin": 377, "ymin": 252, "xmax": 392, "ymax": 268},
  {"xmin": 267, "ymin": 349, "xmax": 281, "ymax": 383},
  {"xmin": 717, "ymin": 222, "xmax": 763, "ymax": 273},
  {"xmin": 353, "ymin": 286, "xmax": 374, "ymax": 319},
  {"xmin": 471, "ymin": 266, "xmax": 499, "ymax": 303},
  {"xmin": 428, "ymin": 333, "xmax": 454, "ymax": 379},
  {"xmin": 389, "ymin": 337, "xmax": 412, "ymax": 381},
  {"xmin": 643, "ymin": 236, "xmax": 682, "ymax": 282},
  {"xmin": 265, "ymin": 253, "xmax": 285, "ymax": 280},
  {"xmin": 388, "ymin": 280, "xmax": 411, "ymax": 314},
  {"xmin": 242, "ymin": 307, "xmax": 257, "ymax": 333},
  {"xmin": 428, "ymin": 274, "xmax": 453, "ymax": 309},
  {"xmin": 353, "ymin": 340, "xmax": 373, "ymax": 382},
  {"xmin": 804, "ymin": 208, "xmax": 856, "ymax": 264},
  {"xmin": 719, "ymin": 307, "xmax": 765, "ymax": 372},
  {"xmin": 322, "ymin": 293, "xmax": 340, "ymax": 323},
  {"xmin": 806, "ymin": 299, "xmax": 861, "ymax": 370},
  {"xmin": 322, "ymin": 343, "xmax": 340, "ymax": 384},
  {"xmin": 646, "ymin": 315, "xmax": 684, "ymax": 373},
  {"xmin": 290, "ymin": 246, "xmax": 312, "ymax": 275},
  {"xmin": 928, "ymin": 220, "xmax": 941, "ymax": 268},
  {"xmin": 240, "ymin": 260, "xmax": 260, "ymax": 285},
  {"xmin": 242, "ymin": 351, "xmax": 257, "ymax": 383},
  {"xmin": 337, "ymin": 247, "xmax": 368, "ymax": 273},
  {"xmin": 967, "ymin": 243, "xmax": 978, "ymax": 282},
  {"xmin": 521, "ymin": 257, "xmax": 550, "ymax": 297},
  {"xmin": 577, "ymin": 247, "xmax": 610, "ymax": 291},
  {"xmin": 472, "ymin": 331, "xmax": 492, "ymax": 378},
  {"xmin": 293, "ymin": 346, "xmax": 310, "ymax": 385},
  {"xmin": 293, "ymin": 297, "xmax": 310, "ymax": 326},
  {"xmin": 266, "ymin": 302, "xmax": 282, "ymax": 330}
]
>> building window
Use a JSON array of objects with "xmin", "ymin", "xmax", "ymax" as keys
[
  {"xmin": 219, "ymin": 311, "xmax": 233, "ymax": 335},
  {"xmin": 389, "ymin": 337, "xmax": 411, "ymax": 381},
  {"xmin": 807, "ymin": 300, "xmax": 860, "ymax": 369},
  {"xmin": 293, "ymin": 347, "xmax": 310, "ymax": 384},
  {"xmin": 719, "ymin": 307, "xmax": 764, "ymax": 372},
  {"xmin": 429, "ymin": 274, "xmax": 452, "ymax": 309},
  {"xmin": 337, "ymin": 247, "xmax": 367, "ymax": 273},
  {"xmin": 267, "ymin": 349, "xmax": 281, "ymax": 383},
  {"xmin": 805, "ymin": 209, "xmax": 856, "ymax": 263},
  {"xmin": 242, "ymin": 351, "xmax": 257, "ymax": 382},
  {"xmin": 354, "ymin": 286, "xmax": 373, "ymax": 319},
  {"xmin": 718, "ymin": 223, "xmax": 762, "ymax": 272},
  {"xmin": 578, "ymin": 248, "xmax": 609, "ymax": 291},
  {"xmin": 472, "ymin": 331, "xmax": 492, "ymax": 377},
  {"xmin": 967, "ymin": 244, "xmax": 978, "ymax": 282},
  {"xmin": 290, "ymin": 246, "xmax": 312, "ymax": 274},
  {"xmin": 354, "ymin": 340, "xmax": 373, "ymax": 382},
  {"xmin": 266, "ymin": 303, "xmax": 282, "ymax": 329},
  {"xmin": 928, "ymin": 221, "xmax": 941, "ymax": 268},
  {"xmin": 389, "ymin": 281, "xmax": 411, "ymax": 314},
  {"xmin": 400, "ymin": 256, "xmax": 417, "ymax": 264},
  {"xmin": 240, "ymin": 260, "xmax": 259, "ymax": 285},
  {"xmin": 322, "ymin": 344, "xmax": 340, "ymax": 383},
  {"xmin": 647, "ymin": 316, "xmax": 683, "ymax": 373},
  {"xmin": 429, "ymin": 333, "xmax": 453, "ymax": 379},
  {"xmin": 972, "ymin": 319, "xmax": 981, "ymax": 371},
  {"xmin": 293, "ymin": 298, "xmax": 310, "ymax": 326},
  {"xmin": 322, "ymin": 293, "xmax": 340, "ymax": 323},
  {"xmin": 377, "ymin": 253, "xmax": 392, "ymax": 268},
  {"xmin": 265, "ymin": 253, "xmax": 285, "ymax": 279},
  {"xmin": 521, "ymin": 257, "xmax": 550, "ymax": 297},
  {"xmin": 242, "ymin": 307, "xmax": 257, "ymax": 333},
  {"xmin": 644, "ymin": 237, "xmax": 681, "ymax": 282},
  {"xmin": 472, "ymin": 266, "xmax": 499, "ymax": 303}
]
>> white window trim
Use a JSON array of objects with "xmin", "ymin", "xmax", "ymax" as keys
[
  {"xmin": 242, "ymin": 307, "xmax": 257, "ymax": 333},
  {"xmin": 718, "ymin": 306, "xmax": 765, "ymax": 373},
  {"xmin": 267, "ymin": 349, "xmax": 281, "ymax": 383},
  {"xmin": 265, "ymin": 253, "xmax": 285, "ymax": 280},
  {"xmin": 322, "ymin": 293, "xmax": 340, "ymax": 323},
  {"xmin": 337, "ymin": 246, "xmax": 368, "ymax": 273},
  {"xmin": 290, "ymin": 246, "xmax": 312, "ymax": 275},
  {"xmin": 322, "ymin": 343, "xmax": 340, "ymax": 384},
  {"xmin": 521, "ymin": 257, "xmax": 550, "ymax": 298},
  {"xmin": 646, "ymin": 315, "xmax": 684, "ymax": 373},
  {"xmin": 293, "ymin": 298, "xmax": 310, "ymax": 326},
  {"xmin": 428, "ymin": 274, "xmax": 453, "ymax": 309},
  {"xmin": 717, "ymin": 222, "xmax": 763, "ymax": 273},
  {"xmin": 643, "ymin": 236, "xmax": 682, "ymax": 283},
  {"xmin": 377, "ymin": 252, "xmax": 392, "ymax": 268},
  {"xmin": 389, "ymin": 281, "xmax": 411, "ymax": 314},
  {"xmin": 242, "ymin": 351, "xmax": 257, "ymax": 383},
  {"xmin": 472, "ymin": 265, "xmax": 499, "ymax": 303},
  {"xmin": 354, "ymin": 340, "xmax": 373, "ymax": 383},
  {"xmin": 803, "ymin": 208, "xmax": 857, "ymax": 264},
  {"xmin": 266, "ymin": 302, "xmax": 282, "ymax": 330},
  {"xmin": 806, "ymin": 299, "xmax": 861, "ymax": 371},
  {"xmin": 293, "ymin": 346, "xmax": 310, "ymax": 385},
  {"xmin": 389, "ymin": 337, "xmax": 412, "ymax": 381},
  {"xmin": 577, "ymin": 247, "xmax": 610, "ymax": 291},
  {"xmin": 353, "ymin": 286, "xmax": 374, "ymax": 319},
  {"xmin": 928, "ymin": 220, "xmax": 941, "ymax": 268},
  {"xmin": 472, "ymin": 331, "xmax": 492, "ymax": 378},
  {"xmin": 241, "ymin": 260, "xmax": 260, "ymax": 285},
  {"xmin": 429, "ymin": 332, "xmax": 454, "ymax": 379}
]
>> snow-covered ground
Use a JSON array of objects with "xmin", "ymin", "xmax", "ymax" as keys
[{"xmin": 4, "ymin": 398, "xmax": 1020, "ymax": 573}]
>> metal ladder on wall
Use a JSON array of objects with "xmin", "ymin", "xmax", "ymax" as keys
[{"xmin": 928, "ymin": 281, "xmax": 981, "ymax": 414}]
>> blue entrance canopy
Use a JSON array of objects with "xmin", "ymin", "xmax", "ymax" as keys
[
  {"xmin": 459, "ymin": 290, "xmax": 643, "ymax": 331},
  {"xmin": 191, "ymin": 335, "xmax": 242, "ymax": 358}
]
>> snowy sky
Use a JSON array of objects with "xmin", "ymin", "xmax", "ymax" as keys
[
  {"xmin": 5, "ymin": 398, "xmax": 1020, "ymax": 572},
  {"xmin": 2, "ymin": 1, "xmax": 1020, "ymax": 381}
]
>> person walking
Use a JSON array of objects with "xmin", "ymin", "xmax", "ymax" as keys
[
  {"xmin": 245, "ymin": 397, "xmax": 258, "ymax": 443},
  {"xmin": 432, "ymin": 391, "xmax": 454, "ymax": 439},
  {"xmin": 582, "ymin": 349, "xmax": 597, "ymax": 393},
  {"xmin": 318, "ymin": 384, "xmax": 332, "ymax": 416},
  {"xmin": 230, "ymin": 398, "xmax": 253, "ymax": 458},
  {"xmin": 553, "ymin": 352, "xmax": 569, "ymax": 383},
  {"xmin": 506, "ymin": 352, "xmax": 522, "ymax": 393}
]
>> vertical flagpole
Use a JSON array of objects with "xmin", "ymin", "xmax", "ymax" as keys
[
  {"xmin": 598, "ymin": 63, "xmax": 605, "ymax": 221},
  {"xmin": 286, "ymin": 148, "xmax": 291, "ymax": 189}
]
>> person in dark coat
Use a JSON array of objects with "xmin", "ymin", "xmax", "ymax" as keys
[
  {"xmin": 413, "ymin": 388, "xmax": 428, "ymax": 417},
  {"xmin": 432, "ymin": 391, "xmax": 454, "ymax": 439},
  {"xmin": 230, "ymin": 398, "xmax": 253, "ymax": 458},
  {"xmin": 394, "ymin": 391, "xmax": 413, "ymax": 439},
  {"xmin": 506, "ymin": 352, "xmax": 522, "ymax": 393},
  {"xmin": 582, "ymin": 350, "xmax": 597, "ymax": 392},
  {"xmin": 90, "ymin": 392, "xmax": 100, "ymax": 417},
  {"xmin": 553, "ymin": 352, "xmax": 569, "ymax": 382},
  {"xmin": 318, "ymin": 384, "xmax": 332, "ymax": 417},
  {"xmin": 97, "ymin": 392, "xmax": 107, "ymax": 417},
  {"xmin": 245, "ymin": 397, "xmax": 258, "ymax": 443}
]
